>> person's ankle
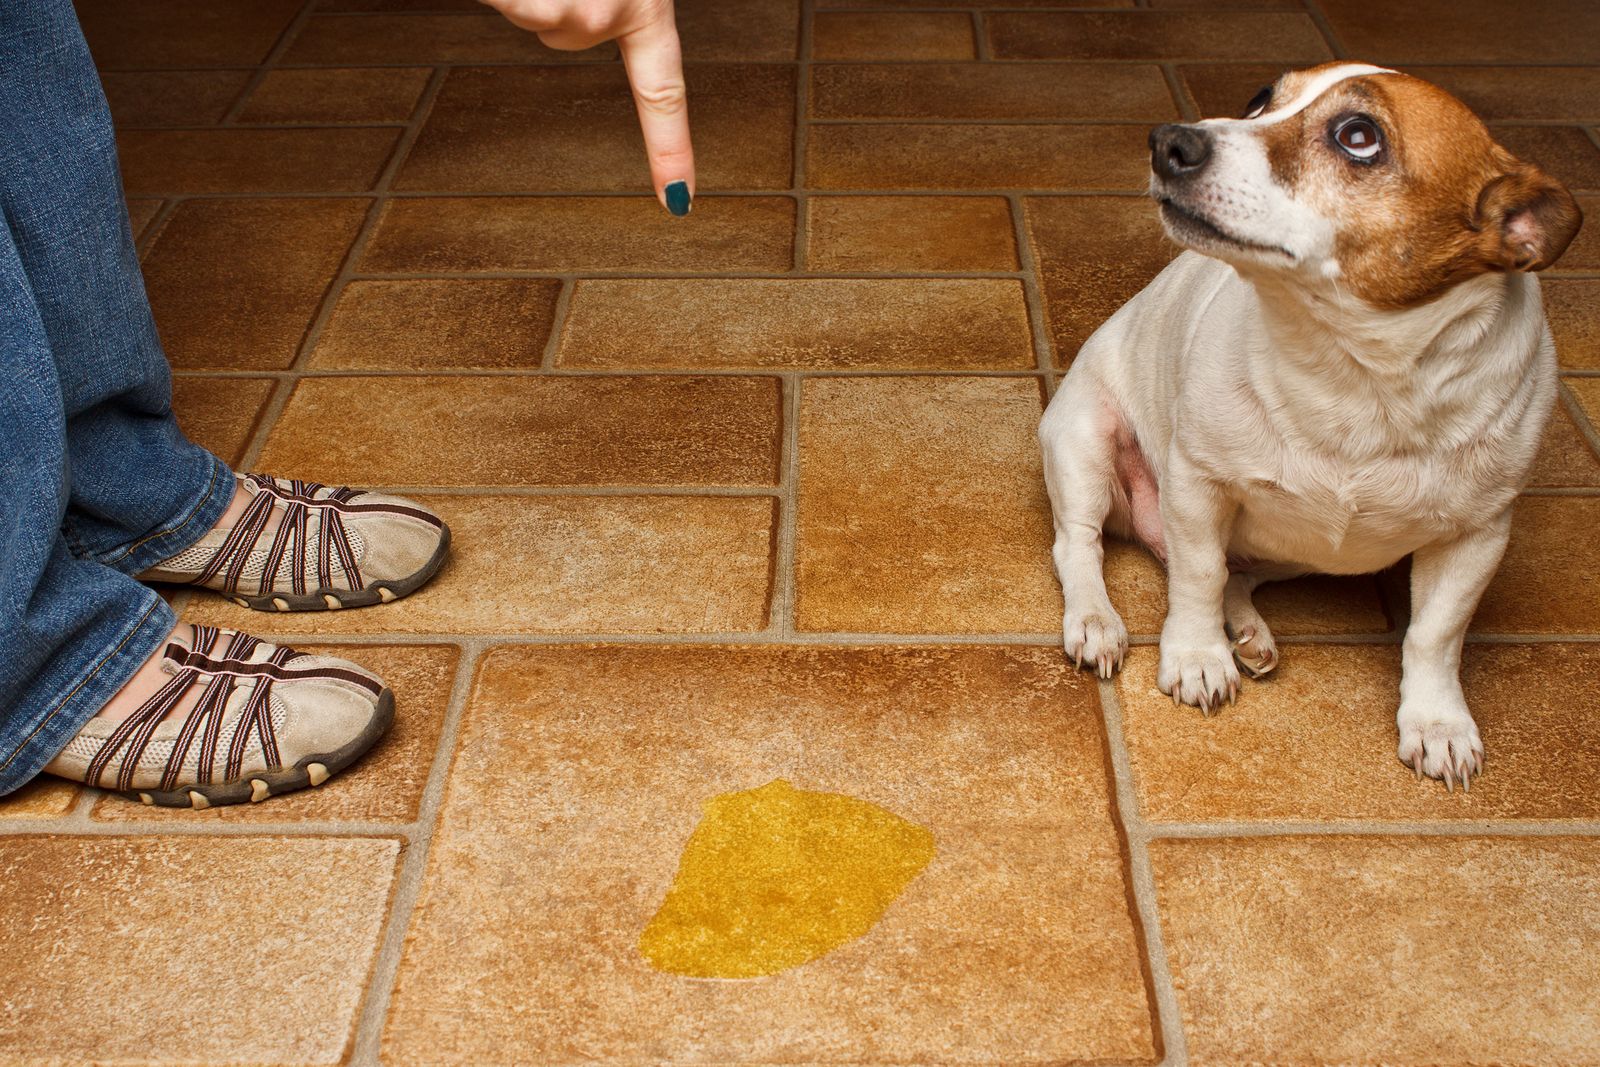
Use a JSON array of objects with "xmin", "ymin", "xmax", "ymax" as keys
[{"xmin": 93, "ymin": 621, "xmax": 194, "ymax": 725}]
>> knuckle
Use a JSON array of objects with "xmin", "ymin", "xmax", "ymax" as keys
[{"xmin": 634, "ymin": 80, "xmax": 688, "ymax": 115}]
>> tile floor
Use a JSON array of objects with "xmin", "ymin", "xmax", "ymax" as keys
[{"xmin": 3, "ymin": 0, "xmax": 1600, "ymax": 1063}]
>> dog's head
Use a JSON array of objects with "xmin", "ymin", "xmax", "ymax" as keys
[{"xmin": 1149, "ymin": 62, "xmax": 1584, "ymax": 309}]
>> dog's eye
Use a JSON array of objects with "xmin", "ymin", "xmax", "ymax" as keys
[
  {"xmin": 1333, "ymin": 115, "xmax": 1384, "ymax": 161},
  {"xmin": 1242, "ymin": 86, "xmax": 1272, "ymax": 120}
]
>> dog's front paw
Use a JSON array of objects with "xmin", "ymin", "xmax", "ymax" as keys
[
  {"xmin": 1157, "ymin": 636, "xmax": 1240, "ymax": 715},
  {"xmin": 1064, "ymin": 606, "xmax": 1128, "ymax": 679},
  {"xmin": 1397, "ymin": 706, "xmax": 1483, "ymax": 791}
]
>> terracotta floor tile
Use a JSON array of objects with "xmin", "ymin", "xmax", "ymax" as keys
[
  {"xmin": 808, "ymin": 123, "xmax": 1151, "ymax": 191},
  {"xmin": 796, "ymin": 377, "xmax": 1058, "ymax": 633},
  {"xmin": 117, "ymin": 128, "xmax": 400, "ymax": 195},
  {"xmin": 1150, "ymin": 0, "xmax": 1300, "ymax": 7},
  {"xmin": 818, "ymin": 0, "xmax": 1131, "ymax": 7},
  {"xmin": 76, "ymin": 0, "xmax": 301, "ymax": 69},
  {"xmin": 259, "ymin": 375, "xmax": 780, "ymax": 486},
  {"xmin": 0, "ymin": 779, "xmax": 79, "ymax": 819},
  {"xmin": 987, "ymin": 11, "xmax": 1331, "ymax": 62},
  {"xmin": 184, "ymin": 495, "xmax": 776, "ymax": 635},
  {"xmin": 1102, "ymin": 540, "xmax": 1390, "ymax": 637},
  {"xmin": 360, "ymin": 196, "xmax": 795, "ymax": 273},
  {"xmin": 381, "ymin": 644, "xmax": 1156, "ymax": 1064},
  {"xmin": 308, "ymin": 279, "xmax": 561, "ymax": 370},
  {"xmin": 1473, "ymin": 496, "xmax": 1600, "ymax": 633},
  {"xmin": 1176, "ymin": 62, "xmax": 1297, "ymax": 119},
  {"xmin": 1404, "ymin": 66, "xmax": 1600, "ymax": 123},
  {"xmin": 559, "ymin": 279, "xmax": 1034, "ymax": 370},
  {"xmin": 320, "ymin": 0, "xmax": 481, "ymax": 9},
  {"xmin": 811, "ymin": 12, "xmax": 975, "ymax": 61},
  {"xmin": 1027, "ymin": 196, "xmax": 1177, "ymax": 364},
  {"xmin": 1150, "ymin": 836, "xmax": 1600, "ymax": 1064},
  {"xmin": 126, "ymin": 198, "xmax": 163, "ymax": 240},
  {"xmin": 1122, "ymin": 642, "xmax": 1600, "ymax": 822},
  {"xmin": 805, "ymin": 196, "xmax": 1018, "ymax": 272},
  {"xmin": 811, "ymin": 63, "xmax": 1175, "ymax": 121},
  {"xmin": 1530, "ymin": 403, "xmax": 1600, "ymax": 488},
  {"xmin": 1546, "ymin": 278, "xmax": 1600, "ymax": 369},
  {"xmin": 1319, "ymin": 0, "xmax": 1600, "ymax": 64},
  {"xmin": 1497, "ymin": 127, "xmax": 1600, "ymax": 194},
  {"xmin": 238, "ymin": 67, "xmax": 430, "ymax": 123},
  {"xmin": 284, "ymin": 13, "xmax": 612, "ymax": 64},
  {"xmin": 170, "ymin": 376, "xmax": 276, "ymax": 467},
  {"xmin": 99, "ymin": 71, "xmax": 250, "ymax": 128},
  {"xmin": 0, "ymin": 836, "xmax": 399, "ymax": 1064},
  {"xmin": 397, "ymin": 65, "xmax": 794, "ymax": 192},
  {"xmin": 142, "ymin": 198, "xmax": 368, "ymax": 371},
  {"xmin": 92, "ymin": 645, "xmax": 459, "ymax": 823},
  {"xmin": 1566, "ymin": 378, "xmax": 1600, "ymax": 446},
  {"xmin": 675, "ymin": 0, "xmax": 799, "ymax": 60}
]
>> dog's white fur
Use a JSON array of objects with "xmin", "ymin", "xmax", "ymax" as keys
[{"xmin": 1039, "ymin": 63, "xmax": 1571, "ymax": 787}]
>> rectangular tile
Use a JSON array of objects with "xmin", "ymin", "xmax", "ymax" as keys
[
  {"xmin": 76, "ymin": 0, "xmax": 301, "ymax": 68},
  {"xmin": 796, "ymin": 377, "xmax": 1058, "ymax": 633},
  {"xmin": 93, "ymin": 645, "xmax": 459, "ymax": 823},
  {"xmin": 284, "ymin": 13, "xmax": 614, "ymax": 64},
  {"xmin": 117, "ymin": 128, "xmax": 399, "ymax": 194},
  {"xmin": 320, "ymin": 0, "xmax": 480, "ymax": 8},
  {"xmin": 1121, "ymin": 643, "xmax": 1600, "ymax": 822},
  {"xmin": 381, "ymin": 644, "xmax": 1156, "ymax": 1064},
  {"xmin": 805, "ymin": 196, "xmax": 1018, "ymax": 272},
  {"xmin": 559, "ymin": 279, "xmax": 1034, "ymax": 370},
  {"xmin": 1176, "ymin": 62, "xmax": 1298, "ymax": 120},
  {"xmin": 1565, "ymin": 378, "xmax": 1600, "ymax": 450},
  {"xmin": 1551, "ymin": 195, "xmax": 1600, "ymax": 270},
  {"xmin": 259, "ymin": 375, "xmax": 780, "ymax": 486},
  {"xmin": 1495, "ymin": 128, "xmax": 1600, "ymax": 194},
  {"xmin": 1547, "ymin": 279, "xmax": 1600, "ymax": 369},
  {"xmin": 1151, "ymin": 836, "xmax": 1600, "ymax": 1065},
  {"xmin": 811, "ymin": 12, "xmax": 975, "ymax": 61},
  {"xmin": 142, "ymin": 198, "xmax": 369, "ymax": 371},
  {"xmin": 675, "ymin": 0, "xmax": 799, "ymax": 60},
  {"xmin": 1402, "ymin": 66, "xmax": 1600, "ymax": 123},
  {"xmin": 239, "ymin": 67, "xmax": 431, "ymax": 123},
  {"xmin": 808, "ymin": 123, "xmax": 1151, "ymax": 191},
  {"xmin": 811, "ymin": 63, "xmax": 1175, "ymax": 121},
  {"xmin": 988, "ymin": 11, "xmax": 1331, "ymax": 62},
  {"xmin": 1319, "ymin": 0, "xmax": 1600, "ymax": 63},
  {"xmin": 1026, "ymin": 196, "xmax": 1177, "ymax": 364},
  {"xmin": 396, "ymin": 65, "xmax": 794, "ymax": 193},
  {"xmin": 0, "ymin": 836, "xmax": 399, "ymax": 1063},
  {"xmin": 0, "ymin": 779, "xmax": 79, "ymax": 819},
  {"xmin": 308, "ymin": 279, "xmax": 561, "ymax": 370},
  {"xmin": 170, "ymin": 376, "xmax": 276, "ymax": 466},
  {"xmin": 360, "ymin": 196, "xmax": 795, "ymax": 273},
  {"xmin": 1473, "ymin": 496, "xmax": 1600, "ymax": 633},
  {"xmin": 1531, "ymin": 403, "xmax": 1600, "ymax": 488},
  {"xmin": 184, "ymin": 495, "xmax": 776, "ymax": 635},
  {"xmin": 819, "ymin": 0, "xmax": 1131, "ymax": 7},
  {"xmin": 99, "ymin": 71, "xmax": 250, "ymax": 127}
]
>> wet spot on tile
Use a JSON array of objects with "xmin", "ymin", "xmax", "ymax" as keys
[
  {"xmin": 806, "ymin": 196, "xmax": 1017, "ymax": 271},
  {"xmin": 308, "ymin": 279, "xmax": 561, "ymax": 370},
  {"xmin": 808, "ymin": 123, "xmax": 1151, "ymax": 190},
  {"xmin": 811, "ymin": 12, "xmax": 975, "ymax": 60},
  {"xmin": 1473, "ymin": 496, "xmax": 1600, "ymax": 633},
  {"xmin": 811, "ymin": 63, "xmax": 1175, "ymax": 121},
  {"xmin": 170, "ymin": 376, "xmax": 276, "ymax": 466},
  {"xmin": 117, "ymin": 128, "xmax": 400, "ymax": 195},
  {"xmin": 100, "ymin": 70, "xmax": 250, "ymax": 127},
  {"xmin": 640, "ymin": 779, "xmax": 934, "ymax": 978},
  {"xmin": 239, "ymin": 67, "xmax": 430, "ymax": 124}
]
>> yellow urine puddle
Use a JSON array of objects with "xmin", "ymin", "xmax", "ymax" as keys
[{"xmin": 640, "ymin": 779, "xmax": 936, "ymax": 979}]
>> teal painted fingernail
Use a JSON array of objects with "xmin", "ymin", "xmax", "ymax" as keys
[{"xmin": 665, "ymin": 181, "xmax": 691, "ymax": 217}]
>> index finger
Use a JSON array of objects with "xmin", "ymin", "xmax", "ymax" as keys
[{"xmin": 617, "ymin": 8, "xmax": 695, "ymax": 216}]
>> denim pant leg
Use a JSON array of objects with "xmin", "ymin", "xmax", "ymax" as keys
[{"xmin": 0, "ymin": 0, "xmax": 234, "ymax": 793}]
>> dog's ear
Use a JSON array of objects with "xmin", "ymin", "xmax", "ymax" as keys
[{"xmin": 1474, "ymin": 158, "xmax": 1583, "ymax": 272}]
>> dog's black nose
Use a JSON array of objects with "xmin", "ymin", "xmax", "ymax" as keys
[{"xmin": 1149, "ymin": 123, "xmax": 1213, "ymax": 181}]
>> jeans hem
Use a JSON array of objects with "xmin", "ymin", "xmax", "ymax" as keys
[{"xmin": 97, "ymin": 451, "xmax": 235, "ymax": 576}]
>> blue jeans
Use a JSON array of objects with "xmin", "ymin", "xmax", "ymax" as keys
[{"xmin": 0, "ymin": 0, "xmax": 235, "ymax": 793}]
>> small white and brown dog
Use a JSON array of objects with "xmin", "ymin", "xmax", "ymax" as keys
[{"xmin": 1039, "ymin": 62, "xmax": 1583, "ymax": 788}]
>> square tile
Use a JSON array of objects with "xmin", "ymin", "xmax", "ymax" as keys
[
  {"xmin": 99, "ymin": 71, "xmax": 250, "ymax": 127},
  {"xmin": 92, "ymin": 645, "xmax": 459, "ymax": 823},
  {"xmin": 1546, "ymin": 278, "xmax": 1600, "ymax": 369},
  {"xmin": 284, "ymin": 13, "xmax": 612, "ymax": 64},
  {"xmin": 987, "ymin": 11, "xmax": 1331, "ymax": 62},
  {"xmin": 170, "ymin": 376, "xmax": 276, "ymax": 466},
  {"xmin": 1150, "ymin": 836, "xmax": 1600, "ymax": 1064},
  {"xmin": 1530, "ymin": 403, "xmax": 1600, "ymax": 488},
  {"xmin": 381, "ymin": 644, "xmax": 1157, "ymax": 1064},
  {"xmin": 811, "ymin": 12, "xmax": 975, "ymax": 60},
  {"xmin": 1319, "ymin": 0, "xmax": 1600, "ymax": 63},
  {"xmin": 308, "ymin": 279, "xmax": 561, "ymax": 370},
  {"xmin": 360, "ymin": 196, "xmax": 795, "ymax": 272},
  {"xmin": 796, "ymin": 377, "xmax": 1058, "ymax": 633},
  {"xmin": 76, "ymin": 0, "xmax": 302, "ymax": 68},
  {"xmin": 558, "ymin": 279, "xmax": 1034, "ymax": 370},
  {"xmin": 805, "ymin": 196, "xmax": 1018, "ymax": 272},
  {"xmin": 1404, "ymin": 66, "xmax": 1600, "ymax": 123},
  {"xmin": 811, "ymin": 63, "xmax": 1175, "ymax": 121},
  {"xmin": 808, "ymin": 124, "xmax": 1152, "ymax": 191},
  {"xmin": 258, "ymin": 375, "xmax": 781, "ymax": 486},
  {"xmin": 1473, "ymin": 496, "xmax": 1600, "ymax": 633},
  {"xmin": 1026, "ymin": 196, "xmax": 1178, "ymax": 364},
  {"xmin": 184, "ymin": 495, "xmax": 776, "ymax": 635},
  {"xmin": 1121, "ymin": 642, "xmax": 1600, "ymax": 822},
  {"xmin": 676, "ymin": 0, "xmax": 799, "ymax": 60},
  {"xmin": 0, "ymin": 779, "xmax": 79, "ymax": 819},
  {"xmin": 0, "ymin": 836, "xmax": 399, "ymax": 1063},
  {"xmin": 142, "ymin": 198, "xmax": 369, "ymax": 371},
  {"xmin": 396, "ymin": 65, "xmax": 794, "ymax": 193},
  {"xmin": 117, "ymin": 128, "xmax": 400, "ymax": 195},
  {"xmin": 238, "ymin": 67, "xmax": 431, "ymax": 124}
]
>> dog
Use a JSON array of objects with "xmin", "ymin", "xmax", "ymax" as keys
[{"xmin": 1038, "ymin": 62, "xmax": 1583, "ymax": 789}]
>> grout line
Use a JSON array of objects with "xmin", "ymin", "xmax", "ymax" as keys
[
  {"xmin": 972, "ymin": 11, "xmax": 990, "ymax": 61},
  {"xmin": 1007, "ymin": 193, "xmax": 1061, "ymax": 387},
  {"xmin": 348, "ymin": 642, "xmax": 482, "ymax": 1065},
  {"xmin": 538, "ymin": 278, "xmax": 576, "ymax": 370},
  {"xmin": 1298, "ymin": 0, "xmax": 1349, "ymax": 60},
  {"xmin": 1160, "ymin": 64, "xmax": 1198, "ymax": 122},
  {"xmin": 217, "ymin": 0, "xmax": 321, "ymax": 125},
  {"xmin": 774, "ymin": 375, "xmax": 805, "ymax": 636},
  {"xmin": 1559, "ymin": 379, "xmax": 1600, "ymax": 460},
  {"xmin": 792, "ymin": 0, "xmax": 814, "ymax": 269},
  {"xmin": 132, "ymin": 199, "xmax": 180, "ymax": 257},
  {"xmin": 236, "ymin": 377, "xmax": 298, "ymax": 472}
]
